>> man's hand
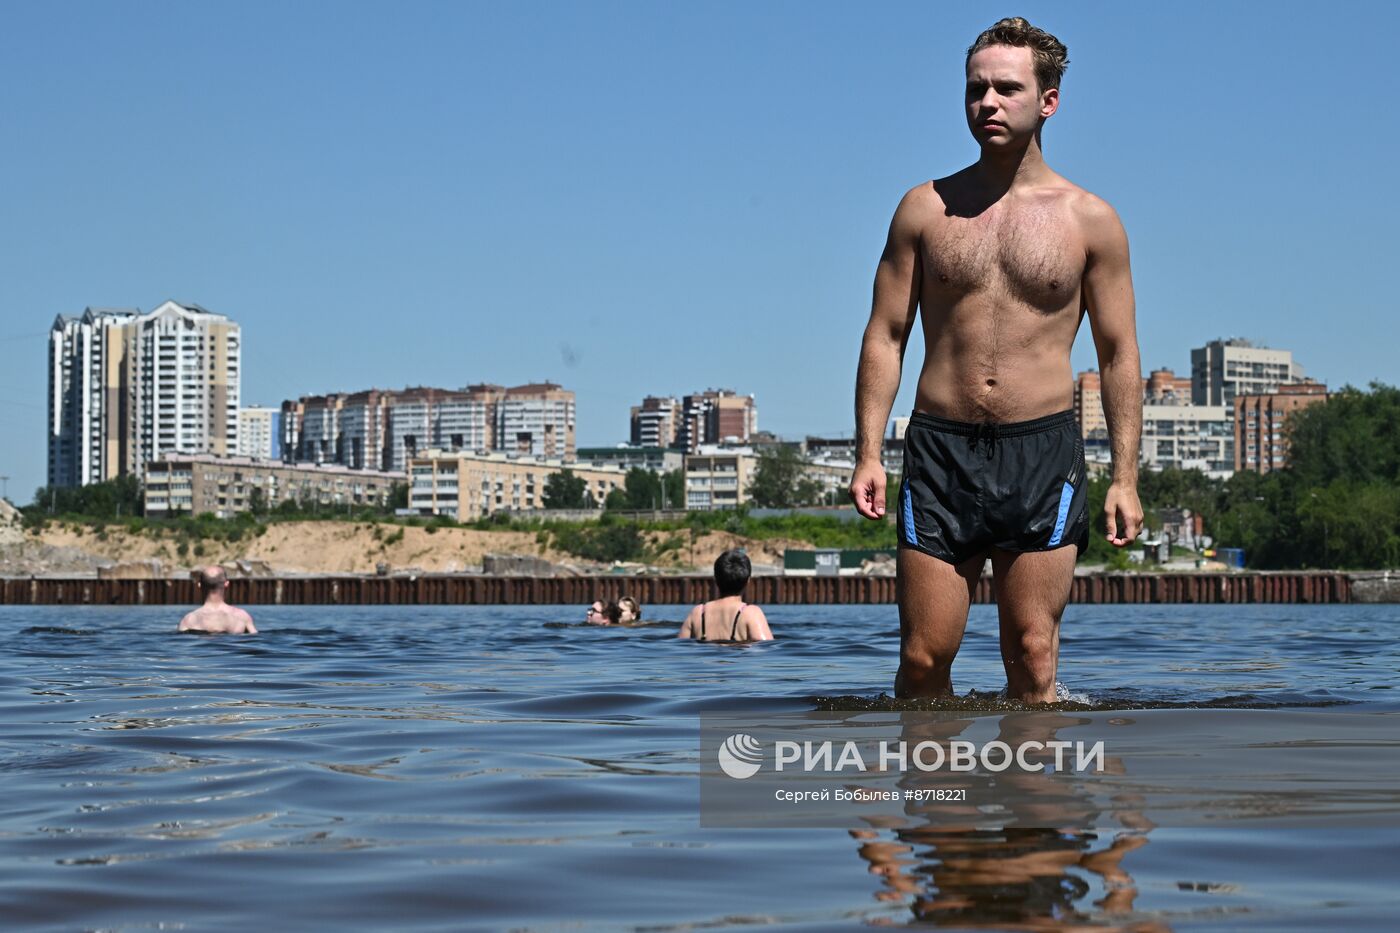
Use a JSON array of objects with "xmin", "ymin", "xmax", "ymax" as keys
[
  {"xmin": 850, "ymin": 462, "xmax": 888, "ymax": 520},
  {"xmin": 1103, "ymin": 482, "xmax": 1143, "ymax": 548}
]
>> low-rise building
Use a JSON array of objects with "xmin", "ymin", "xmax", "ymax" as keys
[
  {"xmin": 1234, "ymin": 381, "xmax": 1329, "ymax": 474},
  {"xmin": 144, "ymin": 453, "xmax": 402, "ymax": 518},
  {"xmin": 685, "ymin": 445, "xmax": 758, "ymax": 510},
  {"xmin": 1140, "ymin": 402, "xmax": 1234, "ymax": 478},
  {"xmin": 576, "ymin": 445, "xmax": 684, "ymax": 475},
  {"xmin": 408, "ymin": 450, "xmax": 626, "ymax": 521},
  {"xmin": 803, "ymin": 436, "xmax": 902, "ymax": 475},
  {"xmin": 798, "ymin": 458, "xmax": 859, "ymax": 506}
]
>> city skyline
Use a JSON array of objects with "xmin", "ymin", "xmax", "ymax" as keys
[
  {"xmin": 41, "ymin": 300, "xmax": 1321, "ymax": 487},
  {"xmin": 4, "ymin": 3, "xmax": 1398, "ymax": 501}
]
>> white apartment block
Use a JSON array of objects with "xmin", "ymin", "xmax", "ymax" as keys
[
  {"xmin": 1191, "ymin": 338, "xmax": 1303, "ymax": 409},
  {"xmin": 385, "ymin": 393, "xmax": 491, "ymax": 472},
  {"xmin": 237, "ymin": 406, "xmax": 278, "ymax": 460},
  {"xmin": 1140, "ymin": 403, "xmax": 1234, "ymax": 478},
  {"xmin": 494, "ymin": 390, "xmax": 575, "ymax": 459},
  {"xmin": 47, "ymin": 301, "xmax": 240, "ymax": 487},
  {"xmin": 282, "ymin": 383, "xmax": 572, "ymax": 472},
  {"xmin": 130, "ymin": 301, "xmax": 240, "ymax": 472}
]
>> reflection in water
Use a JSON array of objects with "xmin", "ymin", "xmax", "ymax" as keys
[{"xmin": 847, "ymin": 712, "xmax": 1167, "ymax": 930}]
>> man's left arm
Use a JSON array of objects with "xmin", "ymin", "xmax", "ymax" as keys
[{"xmin": 1081, "ymin": 196, "xmax": 1144, "ymax": 548}]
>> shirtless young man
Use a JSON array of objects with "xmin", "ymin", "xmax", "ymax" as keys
[
  {"xmin": 849, "ymin": 18, "xmax": 1143, "ymax": 702},
  {"xmin": 178, "ymin": 566, "xmax": 258, "ymax": 634}
]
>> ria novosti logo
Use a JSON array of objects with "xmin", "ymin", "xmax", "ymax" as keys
[
  {"xmin": 715, "ymin": 735, "xmax": 1107, "ymax": 779},
  {"xmin": 717, "ymin": 733, "xmax": 764, "ymax": 779}
]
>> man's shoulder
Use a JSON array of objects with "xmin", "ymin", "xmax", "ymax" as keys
[
  {"xmin": 893, "ymin": 179, "xmax": 946, "ymax": 218},
  {"xmin": 1045, "ymin": 178, "xmax": 1120, "ymax": 227}
]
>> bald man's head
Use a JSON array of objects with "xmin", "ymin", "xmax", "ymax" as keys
[{"xmin": 197, "ymin": 566, "xmax": 228, "ymax": 593}]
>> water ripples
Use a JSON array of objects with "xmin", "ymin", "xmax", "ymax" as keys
[{"xmin": 1, "ymin": 602, "xmax": 1398, "ymax": 929}]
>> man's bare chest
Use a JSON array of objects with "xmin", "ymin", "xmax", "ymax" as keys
[{"xmin": 921, "ymin": 204, "xmax": 1085, "ymax": 312}]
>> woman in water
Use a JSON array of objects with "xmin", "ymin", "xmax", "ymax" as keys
[{"xmin": 677, "ymin": 549, "xmax": 773, "ymax": 642}]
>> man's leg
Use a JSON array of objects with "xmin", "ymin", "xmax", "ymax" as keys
[
  {"xmin": 990, "ymin": 547, "xmax": 1077, "ymax": 702},
  {"xmin": 895, "ymin": 547, "xmax": 985, "ymax": 698}
]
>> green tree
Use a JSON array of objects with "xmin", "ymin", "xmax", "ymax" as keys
[
  {"xmin": 1285, "ymin": 382, "xmax": 1400, "ymax": 490},
  {"xmin": 550, "ymin": 515, "xmax": 645, "ymax": 562},
  {"xmin": 625, "ymin": 468, "xmax": 664, "ymax": 509},
  {"xmin": 542, "ymin": 469, "xmax": 590, "ymax": 509},
  {"xmin": 662, "ymin": 469, "xmax": 684, "ymax": 508},
  {"xmin": 750, "ymin": 446, "xmax": 813, "ymax": 508},
  {"xmin": 248, "ymin": 485, "xmax": 268, "ymax": 517},
  {"xmin": 387, "ymin": 482, "xmax": 409, "ymax": 511}
]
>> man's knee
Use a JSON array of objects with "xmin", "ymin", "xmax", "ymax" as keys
[
  {"xmin": 900, "ymin": 641, "xmax": 956, "ymax": 677},
  {"xmin": 1006, "ymin": 627, "xmax": 1057, "ymax": 689},
  {"xmin": 1013, "ymin": 628, "xmax": 1055, "ymax": 661}
]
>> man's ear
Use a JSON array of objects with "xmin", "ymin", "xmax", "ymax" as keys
[{"xmin": 1040, "ymin": 87, "xmax": 1060, "ymax": 119}]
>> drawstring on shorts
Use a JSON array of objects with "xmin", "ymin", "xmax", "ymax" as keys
[{"xmin": 967, "ymin": 422, "xmax": 1000, "ymax": 459}]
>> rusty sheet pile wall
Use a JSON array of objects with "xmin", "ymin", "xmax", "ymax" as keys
[{"xmin": 0, "ymin": 573, "xmax": 1353, "ymax": 606}]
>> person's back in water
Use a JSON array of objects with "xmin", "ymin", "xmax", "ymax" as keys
[{"xmin": 677, "ymin": 549, "xmax": 773, "ymax": 643}]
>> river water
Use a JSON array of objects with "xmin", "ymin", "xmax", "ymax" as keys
[{"xmin": 2, "ymin": 602, "xmax": 1398, "ymax": 930}]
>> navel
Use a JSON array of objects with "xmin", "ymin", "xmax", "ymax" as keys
[{"xmin": 986, "ymin": 378, "xmax": 997, "ymax": 387}]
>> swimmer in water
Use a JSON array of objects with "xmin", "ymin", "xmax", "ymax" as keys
[
  {"xmin": 678, "ymin": 549, "xmax": 773, "ymax": 642},
  {"xmin": 618, "ymin": 595, "xmax": 641, "ymax": 624},
  {"xmin": 178, "ymin": 566, "xmax": 258, "ymax": 634}
]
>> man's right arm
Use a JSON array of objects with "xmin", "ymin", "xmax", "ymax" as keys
[{"xmin": 850, "ymin": 186, "xmax": 925, "ymax": 519}]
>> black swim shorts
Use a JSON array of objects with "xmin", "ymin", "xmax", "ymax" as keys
[{"xmin": 897, "ymin": 409, "xmax": 1089, "ymax": 565}]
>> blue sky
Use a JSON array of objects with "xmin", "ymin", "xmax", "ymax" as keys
[{"xmin": 3, "ymin": 1, "xmax": 1395, "ymax": 503}]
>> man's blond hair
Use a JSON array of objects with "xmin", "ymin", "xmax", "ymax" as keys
[{"xmin": 967, "ymin": 17, "xmax": 1069, "ymax": 93}]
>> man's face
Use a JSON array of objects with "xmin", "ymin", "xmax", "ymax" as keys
[
  {"xmin": 586, "ymin": 601, "xmax": 605, "ymax": 623},
  {"xmin": 965, "ymin": 45, "xmax": 1057, "ymax": 148}
]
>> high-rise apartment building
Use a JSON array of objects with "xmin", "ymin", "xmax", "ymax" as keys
[
  {"xmin": 1191, "ymin": 338, "xmax": 1303, "ymax": 409},
  {"xmin": 48, "ymin": 307, "xmax": 138, "ymax": 487},
  {"xmin": 1234, "ymin": 382, "xmax": 1328, "ymax": 474},
  {"xmin": 630, "ymin": 396, "xmax": 681, "ymax": 448},
  {"xmin": 282, "ymin": 383, "xmax": 574, "ymax": 472},
  {"xmin": 237, "ymin": 406, "xmax": 279, "ymax": 460},
  {"xmin": 678, "ymin": 389, "xmax": 757, "ymax": 453},
  {"xmin": 47, "ymin": 301, "xmax": 240, "ymax": 487},
  {"xmin": 486, "ymin": 383, "xmax": 575, "ymax": 459}
]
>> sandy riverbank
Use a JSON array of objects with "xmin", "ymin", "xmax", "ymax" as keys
[{"xmin": 0, "ymin": 516, "xmax": 810, "ymax": 577}]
